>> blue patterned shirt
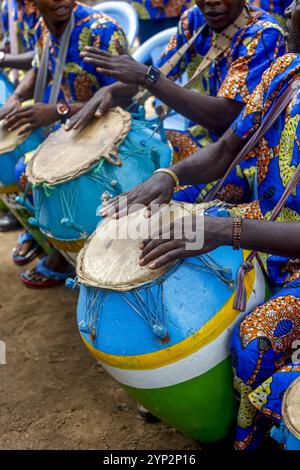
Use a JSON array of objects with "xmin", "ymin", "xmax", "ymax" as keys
[{"xmin": 32, "ymin": 2, "xmax": 128, "ymax": 104}]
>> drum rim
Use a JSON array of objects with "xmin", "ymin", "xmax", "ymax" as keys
[
  {"xmin": 282, "ymin": 375, "xmax": 300, "ymax": 440},
  {"xmin": 26, "ymin": 107, "xmax": 132, "ymax": 186},
  {"xmin": 0, "ymin": 120, "xmax": 30, "ymax": 155}
]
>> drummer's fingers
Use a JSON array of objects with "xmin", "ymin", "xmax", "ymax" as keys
[
  {"xmin": 147, "ymin": 249, "xmax": 182, "ymax": 269},
  {"xmin": 139, "ymin": 238, "xmax": 163, "ymax": 256},
  {"xmin": 139, "ymin": 242, "xmax": 182, "ymax": 267},
  {"xmin": 95, "ymin": 94, "xmax": 112, "ymax": 118},
  {"xmin": 99, "ymin": 196, "xmax": 124, "ymax": 216},
  {"xmin": 145, "ymin": 195, "xmax": 169, "ymax": 218},
  {"xmin": 83, "ymin": 54, "xmax": 116, "ymax": 69},
  {"xmin": 141, "ymin": 221, "xmax": 175, "ymax": 251},
  {"xmin": 5, "ymin": 108, "xmax": 32, "ymax": 125},
  {"xmin": 96, "ymin": 68, "xmax": 121, "ymax": 79},
  {"xmin": 67, "ymin": 112, "xmax": 90, "ymax": 131},
  {"xmin": 84, "ymin": 46, "xmax": 112, "ymax": 57},
  {"xmin": 100, "ymin": 195, "xmax": 128, "ymax": 218},
  {"xmin": 7, "ymin": 117, "xmax": 33, "ymax": 132},
  {"xmin": 5, "ymin": 106, "xmax": 32, "ymax": 121}
]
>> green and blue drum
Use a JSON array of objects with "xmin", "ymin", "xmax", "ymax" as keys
[{"xmin": 76, "ymin": 202, "xmax": 267, "ymax": 443}]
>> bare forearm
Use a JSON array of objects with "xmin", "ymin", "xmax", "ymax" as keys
[
  {"xmin": 14, "ymin": 68, "xmax": 36, "ymax": 100},
  {"xmin": 241, "ymin": 219, "xmax": 300, "ymax": 258},
  {"xmin": 172, "ymin": 129, "xmax": 244, "ymax": 186},
  {"xmin": 3, "ymin": 52, "xmax": 34, "ymax": 70},
  {"xmin": 146, "ymin": 76, "xmax": 244, "ymax": 134},
  {"xmin": 108, "ymin": 82, "xmax": 139, "ymax": 107},
  {"xmin": 218, "ymin": 217, "xmax": 300, "ymax": 259}
]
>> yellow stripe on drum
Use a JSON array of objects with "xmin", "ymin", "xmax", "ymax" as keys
[
  {"xmin": 47, "ymin": 236, "xmax": 86, "ymax": 252},
  {"xmin": 81, "ymin": 251, "xmax": 256, "ymax": 371},
  {"xmin": 0, "ymin": 184, "xmax": 21, "ymax": 194}
]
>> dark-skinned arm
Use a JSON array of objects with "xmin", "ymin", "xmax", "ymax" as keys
[
  {"xmin": 139, "ymin": 213, "xmax": 300, "ymax": 269},
  {"xmin": 81, "ymin": 47, "xmax": 244, "ymax": 135},
  {"xmin": 65, "ymin": 81, "xmax": 138, "ymax": 130},
  {"xmin": 99, "ymin": 128, "xmax": 243, "ymax": 218},
  {"xmin": 2, "ymin": 51, "xmax": 35, "ymax": 70},
  {"xmin": 13, "ymin": 67, "xmax": 37, "ymax": 101}
]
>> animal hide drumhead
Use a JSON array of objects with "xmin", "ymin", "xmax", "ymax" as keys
[
  {"xmin": 27, "ymin": 107, "xmax": 131, "ymax": 185},
  {"xmin": 77, "ymin": 202, "xmax": 210, "ymax": 291},
  {"xmin": 0, "ymin": 120, "xmax": 29, "ymax": 154}
]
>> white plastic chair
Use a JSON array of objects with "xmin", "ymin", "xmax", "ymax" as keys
[
  {"xmin": 133, "ymin": 27, "xmax": 190, "ymax": 132},
  {"xmin": 133, "ymin": 27, "xmax": 177, "ymax": 65},
  {"xmin": 93, "ymin": 1, "xmax": 139, "ymax": 48}
]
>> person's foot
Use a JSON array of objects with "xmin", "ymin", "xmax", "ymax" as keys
[
  {"xmin": 14, "ymin": 231, "xmax": 34, "ymax": 257},
  {"xmin": 20, "ymin": 250, "xmax": 75, "ymax": 288},
  {"xmin": 137, "ymin": 404, "xmax": 161, "ymax": 424},
  {"xmin": 0, "ymin": 212, "xmax": 22, "ymax": 232},
  {"xmin": 12, "ymin": 231, "xmax": 43, "ymax": 266}
]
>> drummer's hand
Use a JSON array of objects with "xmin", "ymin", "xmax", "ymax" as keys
[
  {"xmin": 4, "ymin": 103, "xmax": 57, "ymax": 133},
  {"xmin": 139, "ymin": 216, "xmax": 233, "ymax": 269},
  {"xmin": 0, "ymin": 94, "xmax": 21, "ymax": 121},
  {"xmin": 81, "ymin": 46, "xmax": 148, "ymax": 85},
  {"xmin": 99, "ymin": 172, "xmax": 175, "ymax": 219},
  {"xmin": 65, "ymin": 87, "xmax": 113, "ymax": 131}
]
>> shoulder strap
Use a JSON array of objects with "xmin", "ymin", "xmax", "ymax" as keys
[
  {"xmin": 133, "ymin": 23, "xmax": 206, "ymax": 106},
  {"xmin": 205, "ymin": 78, "xmax": 300, "ymax": 202},
  {"xmin": 230, "ymin": 80, "xmax": 300, "ymax": 311},
  {"xmin": 7, "ymin": 0, "xmax": 19, "ymax": 85},
  {"xmin": 134, "ymin": 6, "xmax": 249, "ymax": 108},
  {"xmin": 157, "ymin": 6, "xmax": 250, "ymax": 116},
  {"xmin": 33, "ymin": 12, "xmax": 75, "ymax": 105}
]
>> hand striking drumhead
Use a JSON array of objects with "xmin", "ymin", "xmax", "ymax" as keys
[{"xmin": 76, "ymin": 202, "xmax": 207, "ymax": 291}]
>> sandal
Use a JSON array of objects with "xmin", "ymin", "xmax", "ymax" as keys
[
  {"xmin": 20, "ymin": 257, "xmax": 75, "ymax": 289},
  {"xmin": 12, "ymin": 232, "xmax": 43, "ymax": 266}
]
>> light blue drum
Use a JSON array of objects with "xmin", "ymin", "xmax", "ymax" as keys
[
  {"xmin": 0, "ymin": 121, "xmax": 45, "ymax": 193},
  {"xmin": 26, "ymin": 108, "xmax": 172, "ymax": 254},
  {"xmin": 0, "ymin": 72, "xmax": 14, "ymax": 106},
  {"xmin": 74, "ymin": 203, "xmax": 267, "ymax": 443}
]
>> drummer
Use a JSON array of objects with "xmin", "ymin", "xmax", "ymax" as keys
[
  {"xmin": 98, "ymin": 0, "xmax": 300, "ymax": 449},
  {"xmin": 67, "ymin": 0, "xmax": 286, "ymax": 204},
  {"xmin": 249, "ymin": 0, "xmax": 292, "ymax": 25},
  {"xmin": 247, "ymin": 363, "xmax": 300, "ymax": 443},
  {"xmin": 0, "ymin": 0, "xmax": 39, "ymax": 69},
  {"xmin": 0, "ymin": 1, "xmax": 41, "ymax": 233},
  {"xmin": 0, "ymin": 0, "xmax": 127, "ymax": 287}
]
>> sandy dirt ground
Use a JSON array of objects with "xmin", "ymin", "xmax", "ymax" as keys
[{"xmin": 0, "ymin": 230, "xmax": 200, "ymax": 450}]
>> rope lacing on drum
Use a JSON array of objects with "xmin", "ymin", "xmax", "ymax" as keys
[
  {"xmin": 33, "ymin": 188, "xmax": 46, "ymax": 230},
  {"xmin": 58, "ymin": 180, "xmax": 86, "ymax": 235},
  {"xmin": 185, "ymin": 254, "xmax": 235, "ymax": 288},
  {"xmin": 78, "ymin": 288, "xmax": 109, "ymax": 341},
  {"xmin": 87, "ymin": 166, "xmax": 120, "ymax": 193},
  {"xmin": 120, "ymin": 281, "xmax": 167, "ymax": 339}
]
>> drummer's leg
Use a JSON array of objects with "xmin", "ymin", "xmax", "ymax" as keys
[
  {"xmin": 231, "ymin": 279, "xmax": 300, "ymax": 450},
  {"xmin": 248, "ymin": 363, "xmax": 300, "ymax": 429}
]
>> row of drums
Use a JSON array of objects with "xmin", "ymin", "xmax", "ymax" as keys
[{"xmin": 0, "ymin": 73, "xmax": 299, "ymax": 447}]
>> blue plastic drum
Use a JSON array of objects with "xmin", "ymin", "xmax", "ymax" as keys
[{"xmin": 26, "ymin": 108, "xmax": 172, "ymax": 254}]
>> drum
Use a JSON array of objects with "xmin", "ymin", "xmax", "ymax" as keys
[
  {"xmin": 0, "ymin": 72, "xmax": 14, "ymax": 106},
  {"xmin": 26, "ymin": 107, "xmax": 172, "ymax": 262},
  {"xmin": 279, "ymin": 376, "xmax": 300, "ymax": 450},
  {"xmin": 75, "ymin": 202, "xmax": 267, "ymax": 443},
  {"xmin": 0, "ymin": 120, "xmax": 44, "ymax": 193}
]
